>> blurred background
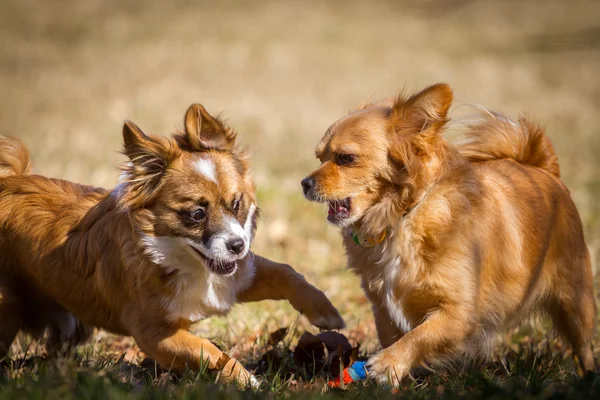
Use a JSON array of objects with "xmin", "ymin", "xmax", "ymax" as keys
[{"xmin": 2, "ymin": 0, "xmax": 599, "ymax": 358}]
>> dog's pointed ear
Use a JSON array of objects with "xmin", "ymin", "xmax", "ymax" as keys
[
  {"xmin": 393, "ymin": 83, "xmax": 453, "ymax": 132},
  {"xmin": 122, "ymin": 121, "xmax": 167, "ymax": 170},
  {"xmin": 184, "ymin": 104, "xmax": 236, "ymax": 151},
  {"xmin": 120, "ymin": 121, "xmax": 175, "ymax": 208},
  {"xmin": 123, "ymin": 120, "xmax": 150, "ymax": 159}
]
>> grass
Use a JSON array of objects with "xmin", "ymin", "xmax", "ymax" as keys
[
  {"xmin": 2, "ymin": 335, "xmax": 600, "ymax": 399},
  {"xmin": 1, "ymin": 0, "xmax": 600, "ymax": 398}
]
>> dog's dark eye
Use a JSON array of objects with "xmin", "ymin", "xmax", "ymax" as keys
[
  {"xmin": 337, "ymin": 153, "xmax": 355, "ymax": 165},
  {"xmin": 232, "ymin": 197, "xmax": 242, "ymax": 212},
  {"xmin": 190, "ymin": 208, "xmax": 206, "ymax": 222}
]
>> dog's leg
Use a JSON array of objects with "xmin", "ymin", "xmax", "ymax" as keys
[
  {"xmin": 131, "ymin": 322, "xmax": 256, "ymax": 386},
  {"xmin": 237, "ymin": 255, "xmax": 345, "ymax": 330},
  {"xmin": 547, "ymin": 294, "xmax": 596, "ymax": 372},
  {"xmin": 546, "ymin": 249, "xmax": 597, "ymax": 372},
  {"xmin": 362, "ymin": 286, "xmax": 403, "ymax": 348},
  {"xmin": 45, "ymin": 314, "xmax": 95, "ymax": 357},
  {"xmin": 367, "ymin": 306, "xmax": 471, "ymax": 386},
  {"xmin": 373, "ymin": 305, "xmax": 403, "ymax": 348},
  {"xmin": 0, "ymin": 283, "xmax": 22, "ymax": 359}
]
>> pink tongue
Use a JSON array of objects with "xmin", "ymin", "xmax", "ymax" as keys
[
  {"xmin": 336, "ymin": 204, "xmax": 346, "ymax": 213},
  {"xmin": 328, "ymin": 206, "xmax": 335, "ymax": 216}
]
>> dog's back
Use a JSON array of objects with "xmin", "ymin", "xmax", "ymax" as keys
[
  {"xmin": 0, "ymin": 137, "xmax": 96, "ymax": 357},
  {"xmin": 455, "ymin": 113, "xmax": 596, "ymax": 369}
]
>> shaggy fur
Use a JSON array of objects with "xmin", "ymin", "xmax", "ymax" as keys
[
  {"xmin": 302, "ymin": 83, "xmax": 596, "ymax": 386},
  {"xmin": 0, "ymin": 104, "xmax": 344, "ymax": 386}
]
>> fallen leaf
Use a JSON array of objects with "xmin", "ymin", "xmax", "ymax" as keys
[
  {"xmin": 293, "ymin": 332, "xmax": 325, "ymax": 376},
  {"xmin": 317, "ymin": 331, "xmax": 351, "ymax": 353}
]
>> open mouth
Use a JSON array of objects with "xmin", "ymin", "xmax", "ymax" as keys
[
  {"xmin": 189, "ymin": 246, "xmax": 237, "ymax": 276},
  {"xmin": 327, "ymin": 197, "xmax": 352, "ymax": 223}
]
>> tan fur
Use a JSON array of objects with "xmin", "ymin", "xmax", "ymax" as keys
[
  {"xmin": 0, "ymin": 104, "xmax": 344, "ymax": 386},
  {"xmin": 302, "ymin": 83, "xmax": 596, "ymax": 386}
]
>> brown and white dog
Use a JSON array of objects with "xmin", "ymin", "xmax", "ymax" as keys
[
  {"xmin": 0, "ymin": 104, "xmax": 344, "ymax": 386},
  {"xmin": 302, "ymin": 83, "xmax": 596, "ymax": 386}
]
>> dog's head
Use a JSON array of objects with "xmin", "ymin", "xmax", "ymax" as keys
[
  {"xmin": 117, "ymin": 104, "xmax": 258, "ymax": 276},
  {"xmin": 301, "ymin": 83, "xmax": 454, "ymax": 232}
]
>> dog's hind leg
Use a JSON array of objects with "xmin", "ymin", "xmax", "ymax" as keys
[
  {"xmin": 547, "ymin": 291, "xmax": 596, "ymax": 372},
  {"xmin": 548, "ymin": 295, "xmax": 596, "ymax": 372},
  {"xmin": 19, "ymin": 297, "xmax": 95, "ymax": 357},
  {"xmin": 0, "ymin": 283, "xmax": 22, "ymax": 359},
  {"xmin": 547, "ymin": 253, "xmax": 597, "ymax": 372},
  {"xmin": 45, "ymin": 312, "xmax": 95, "ymax": 357}
]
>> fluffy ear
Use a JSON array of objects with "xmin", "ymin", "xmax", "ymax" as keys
[
  {"xmin": 183, "ymin": 104, "xmax": 236, "ymax": 151},
  {"xmin": 120, "ymin": 121, "xmax": 177, "ymax": 208},
  {"xmin": 393, "ymin": 83, "xmax": 453, "ymax": 132}
]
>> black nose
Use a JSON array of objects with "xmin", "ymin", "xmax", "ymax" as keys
[
  {"xmin": 226, "ymin": 238, "xmax": 245, "ymax": 255},
  {"xmin": 301, "ymin": 177, "xmax": 315, "ymax": 195}
]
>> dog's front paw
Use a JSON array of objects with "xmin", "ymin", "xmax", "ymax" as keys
[
  {"xmin": 301, "ymin": 290, "xmax": 345, "ymax": 330},
  {"xmin": 219, "ymin": 357, "xmax": 260, "ymax": 389},
  {"xmin": 308, "ymin": 307, "xmax": 345, "ymax": 330},
  {"xmin": 366, "ymin": 348, "xmax": 409, "ymax": 387}
]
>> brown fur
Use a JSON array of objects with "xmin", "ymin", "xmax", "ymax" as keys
[
  {"xmin": 0, "ymin": 104, "xmax": 344, "ymax": 386},
  {"xmin": 302, "ymin": 83, "xmax": 596, "ymax": 386}
]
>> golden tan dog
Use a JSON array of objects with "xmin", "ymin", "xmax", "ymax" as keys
[
  {"xmin": 0, "ymin": 104, "xmax": 344, "ymax": 386},
  {"xmin": 301, "ymin": 83, "xmax": 596, "ymax": 386}
]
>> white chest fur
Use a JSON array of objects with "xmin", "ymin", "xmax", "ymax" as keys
[
  {"xmin": 379, "ymin": 235, "xmax": 414, "ymax": 334},
  {"xmin": 164, "ymin": 268, "xmax": 238, "ymax": 322},
  {"xmin": 348, "ymin": 220, "xmax": 420, "ymax": 334},
  {"xmin": 141, "ymin": 235, "xmax": 256, "ymax": 323},
  {"xmin": 383, "ymin": 262, "xmax": 413, "ymax": 334}
]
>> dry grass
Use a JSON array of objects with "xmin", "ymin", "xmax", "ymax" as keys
[{"xmin": 1, "ymin": 0, "xmax": 600, "ymax": 396}]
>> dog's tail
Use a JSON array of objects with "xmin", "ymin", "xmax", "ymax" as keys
[
  {"xmin": 0, "ymin": 135, "xmax": 31, "ymax": 177},
  {"xmin": 454, "ymin": 109, "xmax": 560, "ymax": 178}
]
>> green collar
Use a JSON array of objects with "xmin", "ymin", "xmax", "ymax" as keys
[{"xmin": 349, "ymin": 229, "xmax": 387, "ymax": 247}]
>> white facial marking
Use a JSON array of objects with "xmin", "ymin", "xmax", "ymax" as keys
[
  {"xmin": 227, "ymin": 216, "xmax": 247, "ymax": 239},
  {"xmin": 244, "ymin": 203, "xmax": 257, "ymax": 241},
  {"xmin": 194, "ymin": 157, "xmax": 217, "ymax": 183},
  {"xmin": 208, "ymin": 216, "xmax": 249, "ymax": 259}
]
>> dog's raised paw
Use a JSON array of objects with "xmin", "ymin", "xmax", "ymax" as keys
[
  {"xmin": 307, "ymin": 304, "xmax": 345, "ymax": 330},
  {"xmin": 297, "ymin": 288, "xmax": 346, "ymax": 330},
  {"xmin": 310, "ymin": 313, "xmax": 345, "ymax": 330}
]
